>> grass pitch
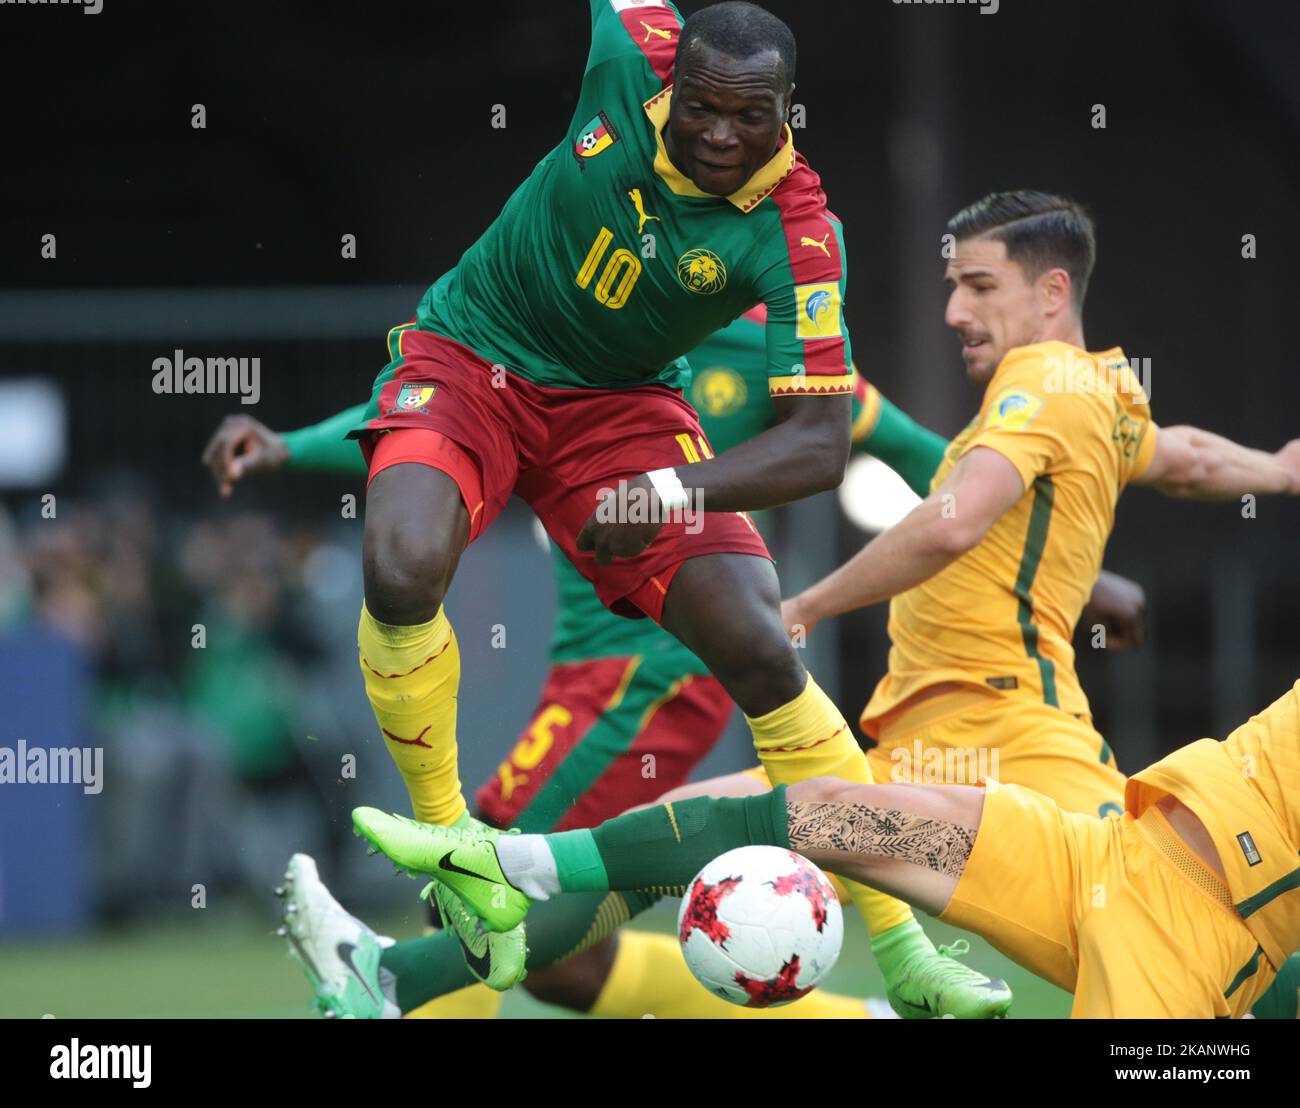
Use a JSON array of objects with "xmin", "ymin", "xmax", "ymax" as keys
[{"xmin": 0, "ymin": 899, "xmax": 1070, "ymax": 1019}]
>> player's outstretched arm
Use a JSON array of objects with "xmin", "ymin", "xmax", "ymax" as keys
[
  {"xmin": 846, "ymin": 380, "xmax": 1147, "ymax": 647},
  {"xmin": 782, "ymin": 445, "xmax": 1024, "ymax": 635},
  {"xmin": 1132, "ymin": 423, "xmax": 1300, "ymax": 500},
  {"xmin": 200, "ymin": 404, "xmax": 368, "ymax": 495}
]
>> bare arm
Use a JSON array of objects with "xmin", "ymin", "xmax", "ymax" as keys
[
  {"xmin": 1133, "ymin": 424, "xmax": 1300, "ymax": 499},
  {"xmin": 784, "ymin": 445, "xmax": 1025, "ymax": 633},
  {"xmin": 576, "ymin": 393, "xmax": 850, "ymax": 565},
  {"xmin": 672, "ymin": 392, "xmax": 852, "ymax": 511}
]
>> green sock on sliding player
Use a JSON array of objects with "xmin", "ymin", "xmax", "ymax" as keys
[
  {"xmin": 378, "ymin": 889, "xmax": 664, "ymax": 1010},
  {"xmin": 351, "ymin": 792, "xmax": 787, "ymax": 930},
  {"xmin": 496, "ymin": 788, "xmax": 790, "ymax": 897}
]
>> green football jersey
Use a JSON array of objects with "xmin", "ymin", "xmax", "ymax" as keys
[{"xmin": 365, "ymin": 0, "xmax": 854, "ymax": 408}]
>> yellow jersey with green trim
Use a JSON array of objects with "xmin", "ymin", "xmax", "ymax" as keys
[
  {"xmin": 1127, "ymin": 681, "xmax": 1300, "ymax": 971},
  {"xmin": 862, "ymin": 341, "xmax": 1156, "ymax": 734},
  {"xmin": 395, "ymin": 0, "xmax": 853, "ymax": 397}
]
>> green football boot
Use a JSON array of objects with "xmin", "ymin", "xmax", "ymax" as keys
[
  {"xmin": 277, "ymin": 853, "xmax": 400, "ymax": 1019},
  {"xmin": 422, "ymin": 880, "xmax": 529, "ymax": 992},
  {"xmin": 353, "ymin": 806, "xmax": 531, "ymax": 933},
  {"xmin": 876, "ymin": 924, "xmax": 1013, "ymax": 1019}
]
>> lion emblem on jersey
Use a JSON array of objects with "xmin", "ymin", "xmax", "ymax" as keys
[
  {"xmin": 692, "ymin": 367, "xmax": 747, "ymax": 417},
  {"xmin": 676, "ymin": 248, "xmax": 728, "ymax": 295}
]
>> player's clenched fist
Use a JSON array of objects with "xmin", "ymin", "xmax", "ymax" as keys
[
  {"xmin": 201, "ymin": 414, "xmax": 290, "ymax": 497},
  {"xmin": 576, "ymin": 473, "xmax": 667, "ymax": 566}
]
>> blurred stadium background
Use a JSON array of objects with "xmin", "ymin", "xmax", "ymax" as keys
[{"xmin": 0, "ymin": 0, "xmax": 1296, "ymax": 1017}]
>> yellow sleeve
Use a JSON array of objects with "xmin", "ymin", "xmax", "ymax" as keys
[
  {"xmin": 1128, "ymin": 418, "xmax": 1159, "ymax": 482},
  {"xmin": 959, "ymin": 357, "xmax": 1073, "ymax": 490}
]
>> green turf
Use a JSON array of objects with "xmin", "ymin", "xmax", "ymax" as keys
[{"xmin": 0, "ymin": 899, "xmax": 1070, "ymax": 1019}]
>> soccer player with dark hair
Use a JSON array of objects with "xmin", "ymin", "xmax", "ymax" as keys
[
  {"xmin": 772, "ymin": 187, "xmax": 1300, "ymax": 1013},
  {"xmin": 781, "ymin": 188, "xmax": 1300, "ymax": 820}
]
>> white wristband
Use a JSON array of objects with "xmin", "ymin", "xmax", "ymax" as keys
[{"xmin": 646, "ymin": 467, "xmax": 690, "ymax": 512}]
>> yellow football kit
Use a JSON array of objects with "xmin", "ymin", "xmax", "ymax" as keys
[
  {"xmin": 862, "ymin": 341, "xmax": 1156, "ymax": 816},
  {"xmin": 941, "ymin": 681, "xmax": 1300, "ymax": 1017}
]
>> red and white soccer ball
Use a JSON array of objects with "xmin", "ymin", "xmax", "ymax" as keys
[{"xmin": 677, "ymin": 845, "xmax": 843, "ymax": 1007}]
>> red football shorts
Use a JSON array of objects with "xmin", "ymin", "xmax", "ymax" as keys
[
  {"xmin": 474, "ymin": 656, "xmax": 735, "ymax": 832},
  {"xmin": 358, "ymin": 329, "xmax": 770, "ymax": 623}
]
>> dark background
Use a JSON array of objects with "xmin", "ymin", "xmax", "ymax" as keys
[{"xmin": 1, "ymin": 0, "xmax": 1298, "ymax": 851}]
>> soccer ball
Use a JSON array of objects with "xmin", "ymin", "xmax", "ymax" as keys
[{"xmin": 677, "ymin": 845, "xmax": 843, "ymax": 1007}]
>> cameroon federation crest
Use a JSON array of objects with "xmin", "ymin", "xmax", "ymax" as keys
[
  {"xmin": 676, "ymin": 248, "xmax": 728, "ymax": 295},
  {"xmin": 691, "ymin": 366, "xmax": 748, "ymax": 417},
  {"xmin": 392, "ymin": 382, "xmax": 437, "ymax": 415},
  {"xmin": 573, "ymin": 111, "xmax": 619, "ymax": 167}
]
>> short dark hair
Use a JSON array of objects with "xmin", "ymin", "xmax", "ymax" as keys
[
  {"xmin": 947, "ymin": 190, "xmax": 1097, "ymax": 310},
  {"xmin": 674, "ymin": 2, "xmax": 796, "ymax": 88}
]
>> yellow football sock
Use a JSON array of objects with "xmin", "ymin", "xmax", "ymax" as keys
[
  {"xmin": 591, "ymin": 930, "xmax": 871, "ymax": 1019},
  {"xmin": 358, "ymin": 602, "xmax": 466, "ymax": 825},
  {"xmin": 404, "ymin": 983, "xmax": 503, "ymax": 1020},
  {"xmin": 745, "ymin": 672, "xmax": 913, "ymax": 937}
]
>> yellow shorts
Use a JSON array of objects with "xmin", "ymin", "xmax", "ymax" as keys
[
  {"xmin": 867, "ymin": 690, "xmax": 1127, "ymax": 818},
  {"xmin": 941, "ymin": 780, "xmax": 1275, "ymax": 1017}
]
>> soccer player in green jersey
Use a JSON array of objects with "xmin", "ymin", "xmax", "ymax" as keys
[
  {"xmin": 204, "ymin": 310, "xmax": 948, "ymax": 1019},
  {"xmin": 286, "ymin": 0, "xmax": 1018, "ymax": 1015},
  {"xmin": 208, "ymin": 307, "xmax": 1143, "ymax": 1018}
]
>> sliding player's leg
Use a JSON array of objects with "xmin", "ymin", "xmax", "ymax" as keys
[
  {"xmin": 400, "ymin": 765, "xmax": 883, "ymax": 1018},
  {"xmin": 355, "ymin": 779, "xmax": 1030, "ymax": 1015},
  {"xmin": 355, "ymin": 776, "xmax": 982, "ymax": 918},
  {"xmin": 657, "ymin": 554, "xmax": 1009, "ymax": 1017},
  {"xmin": 353, "ymin": 769, "xmax": 883, "ymax": 1019}
]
